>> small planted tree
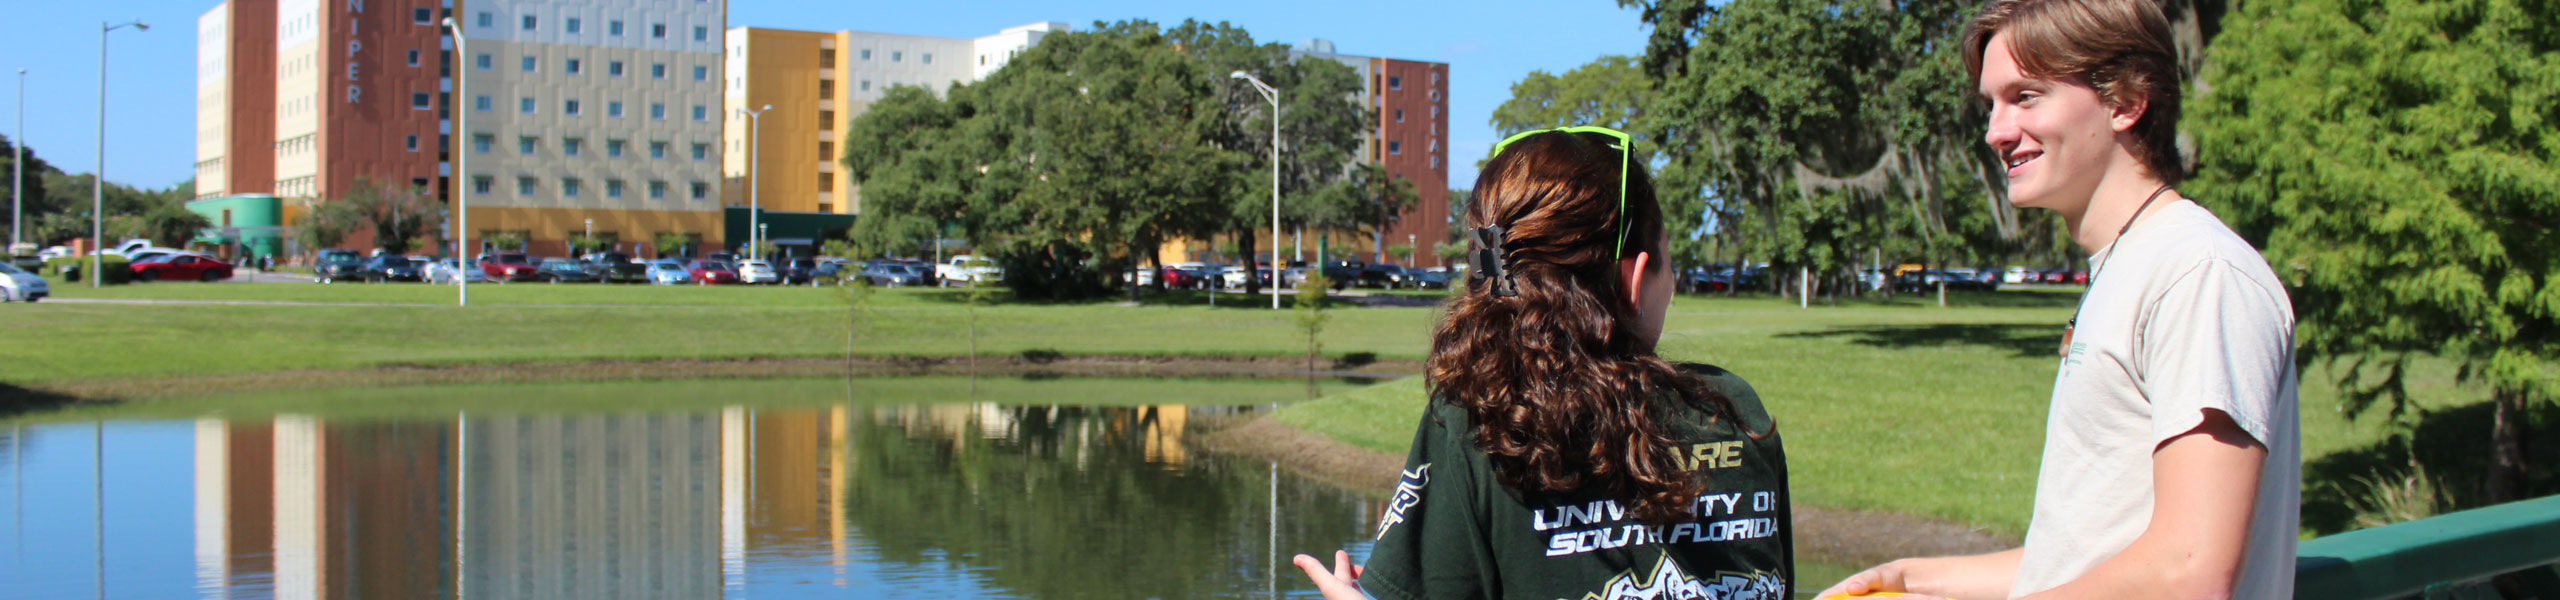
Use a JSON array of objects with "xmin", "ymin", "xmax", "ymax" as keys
[
  {"xmin": 656, "ymin": 232, "xmax": 695, "ymax": 259},
  {"xmin": 1295, "ymin": 270, "xmax": 1332, "ymax": 397}
]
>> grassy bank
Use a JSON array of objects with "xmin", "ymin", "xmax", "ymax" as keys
[{"xmin": 1274, "ymin": 294, "xmax": 2495, "ymax": 538}]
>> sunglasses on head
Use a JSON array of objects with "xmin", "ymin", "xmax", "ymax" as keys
[{"xmin": 1489, "ymin": 126, "xmax": 1635, "ymax": 260}]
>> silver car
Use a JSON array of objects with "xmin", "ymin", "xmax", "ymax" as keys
[{"xmin": 0, "ymin": 263, "xmax": 49, "ymax": 302}]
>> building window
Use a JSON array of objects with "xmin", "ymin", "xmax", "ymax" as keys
[
  {"xmin": 819, "ymin": 110, "xmax": 835, "ymax": 126},
  {"xmin": 650, "ymin": 103, "xmax": 665, "ymax": 120},
  {"xmin": 566, "ymin": 58, "xmax": 582, "ymax": 74},
  {"xmin": 520, "ymin": 97, "xmax": 536, "ymax": 114},
  {"xmin": 519, "ymin": 136, "xmax": 538, "ymax": 155},
  {"xmin": 859, "ymin": 49, "xmax": 871, "ymax": 60},
  {"xmin": 818, "ymin": 141, "xmax": 833, "ymax": 158},
  {"xmin": 521, "ymin": 56, "xmax": 536, "ymax": 72},
  {"xmin": 413, "ymin": 7, "xmax": 431, "ymax": 24},
  {"xmin": 651, "ymin": 23, "xmax": 666, "ymax": 38},
  {"xmin": 692, "ymin": 65, "xmax": 708, "ymax": 81},
  {"xmin": 1389, "ymin": 75, "xmax": 1402, "ymax": 90},
  {"xmin": 521, "ymin": 15, "xmax": 536, "ymax": 30},
  {"xmin": 608, "ymin": 101, "xmax": 624, "ymax": 118},
  {"xmin": 411, "ymin": 92, "xmax": 431, "ymax": 109},
  {"xmin": 563, "ymin": 137, "xmax": 583, "ymax": 156},
  {"xmin": 407, "ymin": 49, "xmax": 420, "ymax": 67},
  {"xmin": 691, "ymin": 143, "xmax": 708, "ymax": 160},
  {"xmin": 858, "ymin": 80, "xmax": 870, "ymax": 92},
  {"xmin": 692, "ymin": 25, "xmax": 707, "ymax": 41},
  {"xmin": 472, "ymin": 134, "xmax": 492, "ymax": 153},
  {"xmin": 476, "ymin": 12, "xmax": 491, "ymax": 28},
  {"xmin": 609, "ymin": 61, "xmax": 624, "ymax": 77},
  {"xmin": 565, "ymin": 18, "xmax": 580, "ymax": 33},
  {"xmin": 605, "ymin": 179, "xmax": 627, "ymax": 198},
  {"xmin": 405, "ymin": 135, "xmax": 419, "ymax": 151},
  {"xmin": 475, "ymin": 53, "xmax": 492, "ymax": 70},
  {"xmin": 607, "ymin": 139, "xmax": 627, "ymax": 158},
  {"xmin": 609, "ymin": 20, "xmax": 623, "ymax": 36},
  {"xmin": 651, "ymin": 63, "xmax": 666, "ymax": 79},
  {"xmin": 819, "ymin": 80, "xmax": 835, "ymax": 99},
  {"xmin": 923, "ymin": 53, "xmax": 933, "ymax": 64},
  {"xmin": 650, "ymin": 141, "xmax": 668, "ymax": 159},
  {"xmin": 565, "ymin": 99, "xmax": 581, "ymax": 115},
  {"xmin": 1394, "ymin": 108, "xmax": 1403, "ymax": 122},
  {"xmin": 691, "ymin": 105, "xmax": 706, "ymax": 121},
  {"xmin": 562, "ymin": 178, "xmax": 582, "ymax": 197},
  {"xmin": 472, "ymin": 176, "xmax": 492, "ymax": 195},
  {"xmin": 817, "ymin": 173, "xmax": 833, "ymax": 192},
  {"xmin": 517, "ymin": 177, "xmax": 536, "ymax": 195},
  {"xmin": 690, "ymin": 182, "xmax": 708, "ymax": 200},
  {"xmin": 1388, "ymin": 140, "xmax": 1401, "ymax": 155},
  {"xmin": 1431, "ymin": 154, "xmax": 1442, "ymax": 169},
  {"xmin": 821, "ymin": 49, "xmax": 836, "ymax": 68}
]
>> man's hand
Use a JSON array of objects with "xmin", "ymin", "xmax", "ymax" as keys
[
  {"xmin": 1293, "ymin": 549, "xmax": 1368, "ymax": 600},
  {"xmin": 1818, "ymin": 549, "xmax": 2021, "ymax": 600}
]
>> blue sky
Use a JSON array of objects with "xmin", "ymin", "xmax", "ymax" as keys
[{"xmin": 0, "ymin": 0, "xmax": 1650, "ymax": 192}]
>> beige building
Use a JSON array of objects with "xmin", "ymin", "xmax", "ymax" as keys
[{"xmin": 720, "ymin": 22, "xmax": 1065, "ymax": 216}]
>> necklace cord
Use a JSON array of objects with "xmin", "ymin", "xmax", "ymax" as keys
[{"xmin": 2061, "ymin": 183, "xmax": 2177, "ymax": 349}]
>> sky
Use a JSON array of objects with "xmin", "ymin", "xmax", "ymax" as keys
[{"xmin": 0, "ymin": 0, "xmax": 1651, "ymax": 192}]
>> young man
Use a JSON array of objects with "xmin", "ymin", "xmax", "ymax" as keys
[{"xmin": 1817, "ymin": 0, "xmax": 2301, "ymax": 598}]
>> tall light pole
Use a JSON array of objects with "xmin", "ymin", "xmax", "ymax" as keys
[
  {"xmin": 1230, "ymin": 71, "xmax": 1281, "ymax": 309},
  {"xmin": 93, "ymin": 20, "xmax": 146, "ymax": 288},
  {"xmin": 741, "ymin": 104, "xmax": 771, "ymax": 257},
  {"xmin": 13, "ymin": 68, "xmax": 25, "ymax": 251},
  {"xmin": 444, "ymin": 17, "xmax": 469, "ymax": 306}
]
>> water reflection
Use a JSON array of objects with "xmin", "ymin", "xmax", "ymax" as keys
[{"xmin": 3, "ymin": 395, "xmax": 1375, "ymax": 599}]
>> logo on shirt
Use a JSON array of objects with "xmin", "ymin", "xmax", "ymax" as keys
[
  {"xmin": 1582, "ymin": 556, "xmax": 1787, "ymax": 600},
  {"xmin": 1374, "ymin": 463, "xmax": 1430, "ymax": 540}
]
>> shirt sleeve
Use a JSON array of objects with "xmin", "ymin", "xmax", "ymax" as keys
[
  {"xmin": 1359, "ymin": 406, "xmax": 1487, "ymax": 600},
  {"xmin": 2138, "ymin": 258, "xmax": 2294, "ymax": 448}
]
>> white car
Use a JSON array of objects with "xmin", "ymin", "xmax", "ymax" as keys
[
  {"xmin": 936, "ymin": 255, "xmax": 1005, "ymax": 287},
  {"xmin": 645, "ymin": 260, "xmax": 691, "ymax": 285},
  {"xmin": 736, "ymin": 259, "xmax": 780, "ymax": 284},
  {"xmin": 423, "ymin": 258, "xmax": 489, "ymax": 284},
  {"xmin": 2003, "ymin": 266, "xmax": 2035, "ymax": 284},
  {"xmin": 1219, "ymin": 266, "xmax": 1252, "ymax": 289},
  {"xmin": 37, "ymin": 246, "xmax": 72, "ymax": 261},
  {"xmin": 0, "ymin": 262, "xmax": 49, "ymax": 302}
]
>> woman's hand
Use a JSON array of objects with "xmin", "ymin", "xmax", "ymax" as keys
[{"xmin": 1292, "ymin": 549, "xmax": 1367, "ymax": 600}]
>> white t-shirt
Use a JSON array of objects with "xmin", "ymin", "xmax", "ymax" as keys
[{"xmin": 2010, "ymin": 200, "xmax": 2301, "ymax": 599}]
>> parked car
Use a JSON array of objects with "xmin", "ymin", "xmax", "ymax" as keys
[
  {"xmin": 536, "ymin": 258, "xmax": 599, "ymax": 283},
  {"xmin": 937, "ymin": 255, "xmax": 1005, "ymax": 287},
  {"xmin": 579, "ymin": 252, "xmax": 650, "ymax": 284},
  {"xmin": 2002, "ymin": 266, "xmax": 2035, "ymax": 284},
  {"xmin": 0, "ymin": 262, "xmax": 49, "ymax": 302},
  {"xmin": 1355, "ymin": 264, "xmax": 1416, "ymax": 289},
  {"xmin": 362, "ymin": 255, "xmax": 424, "ymax": 282},
  {"xmin": 424, "ymin": 258, "xmax": 488, "ymax": 284},
  {"xmin": 37, "ymin": 246, "xmax": 72, "ymax": 261},
  {"xmin": 2070, "ymin": 269, "xmax": 2090, "ymax": 284},
  {"xmin": 1280, "ymin": 266, "xmax": 1310, "ymax": 288},
  {"xmin": 315, "ymin": 249, "xmax": 368, "ymax": 283},
  {"xmin": 1218, "ymin": 265, "xmax": 1253, "ymax": 289},
  {"xmin": 735, "ymin": 260, "xmax": 779, "ymax": 284},
  {"xmin": 807, "ymin": 261, "xmax": 848, "ymax": 286},
  {"xmin": 779, "ymin": 258, "xmax": 821, "ymax": 285},
  {"xmin": 2039, "ymin": 268, "xmax": 2072, "ymax": 284},
  {"xmin": 130, "ymin": 253, "xmax": 234, "ymax": 282},
  {"xmin": 644, "ymin": 260, "xmax": 692, "ymax": 285},
  {"xmin": 863, "ymin": 262, "xmax": 928, "ymax": 287},
  {"xmin": 686, "ymin": 259, "xmax": 739, "ymax": 285},
  {"xmin": 1409, "ymin": 269, "xmax": 1451, "ymax": 290},
  {"xmin": 479, "ymin": 253, "xmax": 543, "ymax": 283}
]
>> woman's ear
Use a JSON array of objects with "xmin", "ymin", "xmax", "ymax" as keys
[{"xmin": 1620, "ymin": 251, "xmax": 1652, "ymax": 310}]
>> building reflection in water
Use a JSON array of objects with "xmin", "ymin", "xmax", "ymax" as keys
[{"xmin": 175, "ymin": 401, "xmax": 1363, "ymax": 599}]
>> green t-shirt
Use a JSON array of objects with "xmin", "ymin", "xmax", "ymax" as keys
[{"xmin": 1361, "ymin": 363, "xmax": 1792, "ymax": 600}]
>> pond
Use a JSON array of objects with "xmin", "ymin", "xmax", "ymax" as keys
[{"xmin": 0, "ymin": 377, "xmax": 1381, "ymax": 599}]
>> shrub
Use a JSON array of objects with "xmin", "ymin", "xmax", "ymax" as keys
[
  {"xmin": 998, "ymin": 240, "xmax": 1109, "ymax": 301},
  {"xmin": 43, "ymin": 254, "xmax": 130, "ymax": 286}
]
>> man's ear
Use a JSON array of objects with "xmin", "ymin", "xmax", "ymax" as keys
[{"xmin": 2109, "ymin": 87, "xmax": 2150, "ymax": 134}]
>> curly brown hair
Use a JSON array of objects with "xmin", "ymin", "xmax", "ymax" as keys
[{"xmin": 1428, "ymin": 130, "xmax": 1749, "ymax": 525}]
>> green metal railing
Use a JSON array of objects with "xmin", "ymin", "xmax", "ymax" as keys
[{"xmin": 2296, "ymin": 494, "xmax": 2560, "ymax": 599}]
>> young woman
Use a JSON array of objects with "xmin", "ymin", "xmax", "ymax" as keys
[{"xmin": 1295, "ymin": 127, "xmax": 1792, "ymax": 600}]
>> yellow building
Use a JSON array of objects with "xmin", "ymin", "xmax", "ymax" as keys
[{"xmin": 722, "ymin": 23, "xmax": 1065, "ymax": 216}]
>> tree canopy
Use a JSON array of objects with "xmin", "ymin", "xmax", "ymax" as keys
[
  {"xmin": 2185, "ymin": 0, "xmax": 2557, "ymax": 500},
  {"xmin": 843, "ymin": 19, "xmax": 1404, "ymax": 299}
]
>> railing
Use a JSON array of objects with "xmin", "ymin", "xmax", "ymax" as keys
[{"xmin": 2296, "ymin": 494, "xmax": 2560, "ymax": 599}]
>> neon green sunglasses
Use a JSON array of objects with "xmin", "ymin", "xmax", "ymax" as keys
[{"xmin": 1490, "ymin": 126, "xmax": 1634, "ymax": 260}]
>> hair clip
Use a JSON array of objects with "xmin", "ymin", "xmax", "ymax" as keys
[{"xmin": 1470, "ymin": 225, "xmax": 1519, "ymax": 298}]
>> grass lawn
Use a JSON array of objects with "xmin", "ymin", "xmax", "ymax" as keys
[
  {"xmin": 7, "ymin": 282, "xmax": 2517, "ymax": 537},
  {"xmin": 1274, "ymin": 292, "xmax": 2499, "ymax": 538}
]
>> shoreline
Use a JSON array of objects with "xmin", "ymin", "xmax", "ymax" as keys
[{"xmin": 1191, "ymin": 412, "xmax": 2020, "ymax": 568}]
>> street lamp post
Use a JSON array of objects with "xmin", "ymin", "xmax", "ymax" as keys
[
  {"xmin": 741, "ymin": 104, "xmax": 772, "ymax": 258},
  {"xmin": 13, "ymin": 68, "xmax": 25, "ymax": 251},
  {"xmin": 1229, "ymin": 71, "xmax": 1281, "ymax": 309},
  {"xmin": 584, "ymin": 218, "xmax": 593, "ymax": 253},
  {"xmin": 444, "ymin": 17, "xmax": 468, "ymax": 306},
  {"xmin": 93, "ymin": 20, "xmax": 146, "ymax": 288}
]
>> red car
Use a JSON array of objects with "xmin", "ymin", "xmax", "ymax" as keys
[
  {"xmin": 129, "ymin": 254, "xmax": 234, "ymax": 282},
  {"xmin": 480, "ymin": 253, "xmax": 542, "ymax": 282},
  {"xmin": 687, "ymin": 259, "xmax": 739, "ymax": 285}
]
